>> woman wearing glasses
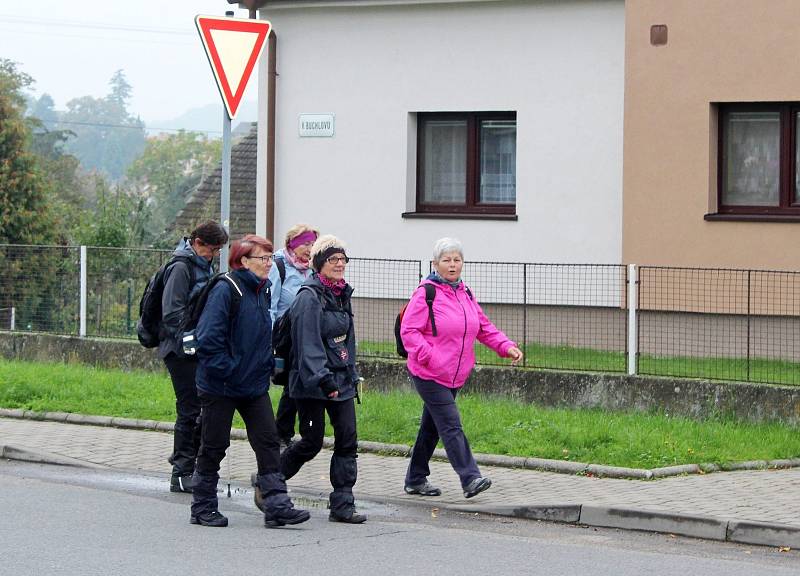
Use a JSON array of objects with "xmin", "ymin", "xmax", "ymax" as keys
[
  {"xmin": 191, "ymin": 234, "xmax": 310, "ymax": 528},
  {"xmin": 280, "ymin": 235, "xmax": 366, "ymax": 524}
]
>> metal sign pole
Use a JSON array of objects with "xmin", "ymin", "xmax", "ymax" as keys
[{"xmin": 220, "ymin": 108, "xmax": 232, "ymax": 272}]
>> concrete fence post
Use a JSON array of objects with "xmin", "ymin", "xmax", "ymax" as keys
[
  {"xmin": 627, "ymin": 264, "xmax": 638, "ymax": 376},
  {"xmin": 10, "ymin": 307, "xmax": 14, "ymax": 331},
  {"xmin": 80, "ymin": 246, "xmax": 87, "ymax": 338}
]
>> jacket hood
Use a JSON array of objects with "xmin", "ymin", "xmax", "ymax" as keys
[{"xmin": 173, "ymin": 237, "xmax": 213, "ymax": 273}]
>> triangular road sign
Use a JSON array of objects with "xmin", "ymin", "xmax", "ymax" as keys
[{"xmin": 195, "ymin": 15, "xmax": 272, "ymax": 119}]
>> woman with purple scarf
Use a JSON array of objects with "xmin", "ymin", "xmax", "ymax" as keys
[
  {"xmin": 269, "ymin": 224, "xmax": 319, "ymax": 448},
  {"xmin": 279, "ymin": 234, "xmax": 366, "ymax": 524}
]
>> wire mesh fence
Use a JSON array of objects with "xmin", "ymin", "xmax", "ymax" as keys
[
  {"xmin": 83, "ymin": 247, "xmax": 172, "ymax": 339},
  {"xmin": 0, "ymin": 245, "xmax": 81, "ymax": 335},
  {"xmin": 2, "ymin": 244, "xmax": 799, "ymax": 384},
  {"xmin": 638, "ymin": 267, "xmax": 800, "ymax": 385}
]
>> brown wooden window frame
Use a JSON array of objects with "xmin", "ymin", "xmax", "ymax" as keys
[
  {"xmin": 717, "ymin": 102, "xmax": 800, "ymax": 217},
  {"xmin": 415, "ymin": 111, "xmax": 516, "ymax": 216}
]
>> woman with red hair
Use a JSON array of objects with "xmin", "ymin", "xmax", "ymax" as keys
[{"xmin": 190, "ymin": 234, "xmax": 310, "ymax": 529}]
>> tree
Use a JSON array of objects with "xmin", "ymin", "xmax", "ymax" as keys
[
  {"xmin": 60, "ymin": 70, "xmax": 146, "ymax": 181},
  {"xmin": 127, "ymin": 130, "xmax": 221, "ymax": 245},
  {"xmin": 0, "ymin": 59, "xmax": 56, "ymax": 244}
]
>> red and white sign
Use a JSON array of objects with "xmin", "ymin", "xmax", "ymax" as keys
[{"xmin": 195, "ymin": 15, "xmax": 272, "ymax": 119}]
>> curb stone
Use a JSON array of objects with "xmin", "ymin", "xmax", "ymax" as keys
[
  {"xmin": 1, "ymin": 408, "xmax": 799, "ymax": 479},
  {"xmin": 0, "ymin": 444, "xmax": 107, "ymax": 469}
]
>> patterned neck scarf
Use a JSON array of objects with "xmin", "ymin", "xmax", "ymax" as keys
[
  {"xmin": 319, "ymin": 274, "xmax": 346, "ymax": 296},
  {"xmin": 284, "ymin": 248, "xmax": 310, "ymax": 273}
]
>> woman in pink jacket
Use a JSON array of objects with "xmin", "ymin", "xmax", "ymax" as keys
[{"xmin": 400, "ymin": 237, "xmax": 523, "ymax": 499}]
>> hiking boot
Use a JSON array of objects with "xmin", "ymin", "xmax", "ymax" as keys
[
  {"xmin": 250, "ymin": 472, "xmax": 265, "ymax": 512},
  {"xmin": 190, "ymin": 510, "xmax": 228, "ymax": 527},
  {"xmin": 170, "ymin": 473, "xmax": 194, "ymax": 494},
  {"xmin": 328, "ymin": 510, "xmax": 367, "ymax": 524},
  {"xmin": 404, "ymin": 481, "xmax": 441, "ymax": 497},
  {"xmin": 264, "ymin": 507, "xmax": 311, "ymax": 528},
  {"xmin": 463, "ymin": 477, "xmax": 492, "ymax": 499}
]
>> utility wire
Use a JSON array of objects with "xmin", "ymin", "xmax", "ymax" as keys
[
  {"xmin": 35, "ymin": 119, "xmax": 224, "ymax": 136},
  {"xmin": 0, "ymin": 14, "xmax": 195, "ymax": 35}
]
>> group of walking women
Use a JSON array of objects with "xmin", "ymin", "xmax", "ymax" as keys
[{"xmin": 182, "ymin": 225, "xmax": 522, "ymax": 529}]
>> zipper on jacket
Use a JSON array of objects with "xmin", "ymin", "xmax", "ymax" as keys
[{"xmin": 453, "ymin": 286, "xmax": 467, "ymax": 387}]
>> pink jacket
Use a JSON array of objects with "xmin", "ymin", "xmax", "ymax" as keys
[{"xmin": 400, "ymin": 279, "xmax": 516, "ymax": 388}]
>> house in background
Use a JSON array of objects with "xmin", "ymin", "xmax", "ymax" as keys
[
  {"xmin": 624, "ymin": 0, "xmax": 800, "ymax": 271},
  {"xmin": 250, "ymin": 0, "xmax": 625, "ymax": 265},
  {"xmin": 172, "ymin": 123, "xmax": 258, "ymax": 241}
]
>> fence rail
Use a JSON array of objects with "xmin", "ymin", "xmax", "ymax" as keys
[{"xmin": 1, "ymin": 244, "xmax": 798, "ymax": 385}]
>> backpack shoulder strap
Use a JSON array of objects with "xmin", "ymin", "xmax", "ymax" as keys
[
  {"xmin": 221, "ymin": 272, "xmax": 243, "ymax": 326},
  {"xmin": 423, "ymin": 283, "xmax": 437, "ymax": 337},
  {"xmin": 465, "ymin": 286, "xmax": 474, "ymax": 300},
  {"xmin": 275, "ymin": 257, "xmax": 286, "ymax": 284}
]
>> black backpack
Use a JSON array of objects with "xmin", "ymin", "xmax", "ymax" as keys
[
  {"xmin": 179, "ymin": 272, "xmax": 244, "ymax": 356},
  {"xmin": 394, "ymin": 283, "xmax": 473, "ymax": 358},
  {"xmin": 271, "ymin": 285, "xmax": 341, "ymax": 386},
  {"xmin": 136, "ymin": 255, "xmax": 193, "ymax": 348}
]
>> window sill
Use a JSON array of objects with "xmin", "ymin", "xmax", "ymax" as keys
[
  {"xmin": 704, "ymin": 213, "xmax": 800, "ymax": 223},
  {"xmin": 402, "ymin": 212, "xmax": 518, "ymax": 221}
]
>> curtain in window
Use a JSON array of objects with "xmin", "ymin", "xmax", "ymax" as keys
[
  {"xmin": 422, "ymin": 120, "xmax": 467, "ymax": 204},
  {"xmin": 724, "ymin": 111, "xmax": 779, "ymax": 206},
  {"xmin": 479, "ymin": 120, "xmax": 516, "ymax": 204}
]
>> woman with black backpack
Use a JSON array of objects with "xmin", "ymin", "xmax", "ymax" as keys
[
  {"xmin": 190, "ymin": 234, "xmax": 310, "ymax": 529},
  {"xmin": 279, "ymin": 234, "xmax": 366, "ymax": 524}
]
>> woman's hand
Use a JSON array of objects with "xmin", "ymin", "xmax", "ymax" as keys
[
  {"xmin": 327, "ymin": 390, "xmax": 339, "ymax": 399},
  {"xmin": 507, "ymin": 346, "xmax": 523, "ymax": 366}
]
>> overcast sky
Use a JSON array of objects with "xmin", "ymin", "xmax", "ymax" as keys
[{"xmin": 0, "ymin": 1, "xmax": 259, "ymax": 133}]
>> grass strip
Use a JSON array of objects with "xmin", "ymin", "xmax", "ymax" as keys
[{"xmin": 0, "ymin": 358, "xmax": 798, "ymax": 470}]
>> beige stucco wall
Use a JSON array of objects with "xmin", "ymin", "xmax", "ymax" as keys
[{"xmin": 623, "ymin": 0, "xmax": 800, "ymax": 270}]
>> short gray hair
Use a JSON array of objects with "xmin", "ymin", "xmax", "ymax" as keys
[{"xmin": 433, "ymin": 237, "xmax": 463, "ymax": 262}]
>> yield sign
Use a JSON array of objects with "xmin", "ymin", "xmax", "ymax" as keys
[{"xmin": 195, "ymin": 15, "xmax": 272, "ymax": 119}]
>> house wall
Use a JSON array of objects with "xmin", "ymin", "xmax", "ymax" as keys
[
  {"xmin": 624, "ymin": 0, "xmax": 800, "ymax": 270},
  {"xmin": 256, "ymin": 0, "xmax": 625, "ymax": 264}
]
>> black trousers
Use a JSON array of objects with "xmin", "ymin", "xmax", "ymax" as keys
[
  {"xmin": 163, "ymin": 354, "xmax": 201, "ymax": 476},
  {"xmin": 280, "ymin": 397, "xmax": 358, "ymax": 516},
  {"xmin": 404, "ymin": 375, "xmax": 481, "ymax": 489},
  {"xmin": 192, "ymin": 392, "xmax": 281, "ymax": 515},
  {"xmin": 274, "ymin": 385, "xmax": 297, "ymax": 442}
]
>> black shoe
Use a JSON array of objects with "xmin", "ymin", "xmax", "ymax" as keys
[
  {"xmin": 329, "ymin": 511, "xmax": 367, "ymax": 524},
  {"xmin": 170, "ymin": 474, "xmax": 194, "ymax": 494},
  {"xmin": 264, "ymin": 507, "xmax": 311, "ymax": 528},
  {"xmin": 463, "ymin": 477, "xmax": 492, "ymax": 499},
  {"xmin": 190, "ymin": 510, "xmax": 228, "ymax": 527},
  {"xmin": 404, "ymin": 481, "xmax": 441, "ymax": 497},
  {"xmin": 250, "ymin": 472, "xmax": 265, "ymax": 512}
]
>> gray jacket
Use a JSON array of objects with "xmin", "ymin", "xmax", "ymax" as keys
[{"xmin": 158, "ymin": 238, "xmax": 214, "ymax": 359}]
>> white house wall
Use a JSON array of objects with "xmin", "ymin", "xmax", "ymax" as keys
[{"xmin": 257, "ymin": 0, "xmax": 624, "ymax": 265}]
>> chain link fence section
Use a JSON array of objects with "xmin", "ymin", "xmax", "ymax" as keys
[
  {"xmin": 524, "ymin": 263, "xmax": 627, "ymax": 372},
  {"xmin": 348, "ymin": 257, "xmax": 423, "ymax": 359},
  {"xmin": 0, "ymin": 245, "xmax": 81, "ymax": 335},
  {"xmin": 84, "ymin": 247, "xmax": 172, "ymax": 339},
  {"xmin": 637, "ymin": 267, "xmax": 800, "ymax": 385}
]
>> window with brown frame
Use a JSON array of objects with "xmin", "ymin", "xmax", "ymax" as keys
[
  {"xmin": 718, "ymin": 103, "xmax": 800, "ymax": 216},
  {"xmin": 414, "ymin": 112, "xmax": 516, "ymax": 216}
]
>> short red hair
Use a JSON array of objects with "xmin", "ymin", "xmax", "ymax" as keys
[{"xmin": 229, "ymin": 234, "xmax": 274, "ymax": 270}]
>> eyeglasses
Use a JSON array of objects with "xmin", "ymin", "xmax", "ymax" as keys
[
  {"xmin": 326, "ymin": 255, "xmax": 349, "ymax": 265},
  {"xmin": 248, "ymin": 254, "xmax": 274, "ymax": 263}
]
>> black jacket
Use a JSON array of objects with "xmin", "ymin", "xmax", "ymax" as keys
[
  {"xmin": 288, "ymin": 274, "xmax": 358, "ymax": 401},
  {"xmin": 195, "ymin": 269, "xmax": 274, "ymax": 398},
  {"xmin": 158, "ymin": 238, "xmax": 214, "ymax": 359}
]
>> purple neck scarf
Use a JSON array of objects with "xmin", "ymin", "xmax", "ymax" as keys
[{"xmin": 319, "ymin": 274, "xmax": 346, "ymax": 296}]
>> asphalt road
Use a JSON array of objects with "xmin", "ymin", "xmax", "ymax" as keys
[{"xmin": 1, "ymin": 461, "xmax": 798, "ymax": 576}]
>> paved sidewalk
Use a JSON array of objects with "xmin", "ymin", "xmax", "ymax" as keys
[{"xmin": 1, "ymin": 415, "xmax": 799, "ymax": 548}]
